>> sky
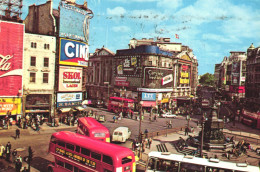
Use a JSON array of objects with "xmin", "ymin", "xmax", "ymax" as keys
[{"xmin": 21, "ymin": 0, "xmax": 260, "ymax": 75}]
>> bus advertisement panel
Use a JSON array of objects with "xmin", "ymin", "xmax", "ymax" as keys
[
  {"xmin": 48, "ymin": 131, "xmax": 136, "ymax": 172},
  {"xmin": 77, "ymin": 117, "xmax": 110, "ymax": 142},
  {"xmin": 0, "ymin": 21, "xmax": 24, "ymax": 97}
]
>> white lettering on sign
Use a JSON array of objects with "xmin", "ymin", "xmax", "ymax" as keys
[
  {"xmin": 143, "ymin": 93, "xmax": 154, "ymax": 100},
  {"xmin": 64, "ymin": 42, "xmax": 88, "ymax": 61},
  {"xmin": 0, "ymin": 54, "xmax": 12, "ymax": 71},
  {"xmin": 148, "ymin": 70, "xmax": 164, "ymax": 79}
]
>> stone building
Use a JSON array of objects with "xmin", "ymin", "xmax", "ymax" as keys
[
  {"xmin": 246, "ymin": 43, "xmax": 260, "ymax": 111},
  {"xmin": 23, "ymin": 33, "xmax": 56, "ymax": 119}
]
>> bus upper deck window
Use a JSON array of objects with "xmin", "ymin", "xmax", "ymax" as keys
[
  {"xmin": 103, "ymin": 155, "xmax": 113, "ymax": 165},
  {"xmin": 66, "ymin": 143, "xmax": 75, "ymax": 151},
  {"xmin": 122, "ymin": 157, "xmax": 132, "ymax": 164},
  {"xmin": 50, "ymin": 136, "xmax": 57, "ymax": 144},
  {"xmin": 75, "ymin": 146, "xmax": 80, "ymax": 153},
  {"xmin": 81, "ymin": 148, "xmax": 90, "ymax": 156},
  {"xmin": 57, "ymin": 141, "xmax": 65, "ymax": 147},
  {"xmin": 91, "ymin": 151, "xmax": 101, "ymax": 161}
]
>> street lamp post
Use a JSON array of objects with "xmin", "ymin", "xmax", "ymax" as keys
[
  {"xmin": 200, "ymin": 115, "xmax": 205, "ymax": 158},
  {"xmin": 139, "ymin": 101, "xmax": 143, "ymax": 157}
]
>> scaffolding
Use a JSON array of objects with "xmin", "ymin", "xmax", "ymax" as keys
[{"xmin": 0, "ymin": 0, "xmax": 23, "ymax": 22}]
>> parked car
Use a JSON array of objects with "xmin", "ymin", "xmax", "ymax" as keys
[
  {"xmin": 112, "ymin": 127, "xmax": 131, "ymax": 143},
  {"xmin": 161, "ymin": 112, "xmax": 177, "ymax": 118},
  {"xmin": 90, "ymin": 99, "xmax": 104, "ymax": 108}
]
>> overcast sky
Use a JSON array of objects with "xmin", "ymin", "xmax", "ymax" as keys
[{"xmin": 21, "ymin": 0, "xmax": 260, "ymax": 75}]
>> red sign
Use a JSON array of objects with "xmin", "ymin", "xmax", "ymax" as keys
[
  {"xmin": 182, "ymin": 65, "xmax": 188, "ymax": 71},
  {"xmin": 115, "ymin": 81, "xmax": 130, "ymax": 87},
  {"xmin": 0, "ymin": 21, "xmax": 24, "ymax": 97},
  {"xmin": 115, "ymin": 77, "xmax": 127, "ymax": 82}
]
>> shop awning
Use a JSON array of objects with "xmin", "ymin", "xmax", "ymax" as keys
[
  {"xmin": 59, "ymin": 108, "xmax": 71, "ymax": 113},
  {"xmin": 141, "ymin": 101, "xmax": 156, "ymax": 107},
  {"xmin": 75, "ymin": 106, "xmax": 85, "ymax": 111}
]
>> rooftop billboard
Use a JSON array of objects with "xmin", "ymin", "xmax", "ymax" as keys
[
  {"xmin": 59, "ymin": 38, "xmax": 89, "ymax": 67},
  {"xmin": 0, "ymin": 21, "xmax": 24, "ymax": 97},
  {"xmin": 59, "ymin": 1, "xmax": 90, "ymax": 42}
]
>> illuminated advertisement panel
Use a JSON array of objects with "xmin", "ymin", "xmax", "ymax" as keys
[
  {"xmin": 59, "ymin": 38, "xmax": 89, "ymax": 67},
  {"xmin": 0, "ymin": 21, "xmax": 24, "ymax": 97},
  {"xmin": 0, "ymin": 98, "xmax": 22, "ymax": 116},
  {"xmin": 58, "ymin": 66, "xmax": 82, "ymax": 92},
  {"xmin": 231, "ymin": 62, "xmax": 240, "ymax": 85},
  {"xmin": 57, "ymin": 92, "xmax": 82, "ymax": 107},
  {"xmin": 144, "ymin": 67, "xmax": 173, "ymax": 88},
  {"xmin": 59, "ymin": 1, "xmax": 89, "ymax": 42},
  {"xmin": 115, "ymin": 56, "xmax": 141, "ymax": 77}
]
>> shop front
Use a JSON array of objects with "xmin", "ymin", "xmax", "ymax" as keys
[
  {"xmin": 0, "ymin": 98, "xmax": 22, "ymax": 128},
  {"xmin": 24, "ymin": 94, "xmax": 52, "ymax": 122}
]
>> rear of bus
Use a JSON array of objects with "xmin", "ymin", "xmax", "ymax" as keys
[
  {"xmin": 113, "ymin": 150, "xmax": 136, "ymax": 172},
  {"xmin": 89, "ymin": 127, "xmax": 110, "ymax": 142}
]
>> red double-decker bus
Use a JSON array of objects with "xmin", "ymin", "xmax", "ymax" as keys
[
  {"xmin": 108, "ymin": 97, "xmax": 135, "ymax": 114},
  {"xmin": 48, "ymin": 131, "xmax": 136, "ymax": 172},
  {"xmin": 77, "ymin": 117, "xmax": 110, "ymax": 142}
]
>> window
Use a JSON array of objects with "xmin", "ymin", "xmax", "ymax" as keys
[
  {"xmin": 75, "ymin": 146, "xmax": 80, "ymax": 153},
  {"xmin": 56, "ymin": 160, "xmax": 64, "ymax": 167},
  {"xmin": 65, "ymin": 162, "xmax": 73, "ymax": 171},
  {"xmin": 43, "ymin": 73, "xmax": 48, "ymax": 83},
  {"xmin": 44, "ymin": 44, "xmax": 50, "ymax": 50},
  {"xmin": 66, "ymin": 143, "xmax": 74, "ymax": 151},
  {"xmin": 57, "ymin": 141, "xmax": 65, "ymax": 147},
  {"xmin": 103, "ymin": 155, "xmax": 113, "ymax": 165},
  {"xmin": 31, "ymin": 42, "xmax": 37, "ymax": 48},
  {"xmin": 30, "ymin": 56, "xmax": 36, "ymax": 66},
  {"xmin": 30, "ymin": 73, "xmax": 36, "ymax": 83},
  {"xmin": 91, "ymin": 152, "xmax": 101, "ymax": 160},
  {"xmin": 44, "ymin": 58, "xmax": 49, "ymax": 67},
  {"xmin": 122, "ymin": 157, "xmax": 132, "ymax": 164},
  {"xmin": 81, "ymin": 148, "xmax": 90, "ymax": 156}
]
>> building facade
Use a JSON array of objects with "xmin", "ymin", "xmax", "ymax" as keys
[
  {"xmin": 23, "ymin": 33, "xmax": 56, "ymax": 119},
  {"xmin": 246, "ymin": 43, "xmax": 260, "ymax": 111}
]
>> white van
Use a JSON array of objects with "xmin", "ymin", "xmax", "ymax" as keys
[{"xmin": 112, "ymin": 127, "xmax": 131, "ymax": 143}]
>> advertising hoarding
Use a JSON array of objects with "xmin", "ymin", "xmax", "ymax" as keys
[
  {"xmin": 0, "ymin": 98, "xmax": 22, "ymax": 116},
  {"xmin": 0, "ymin": 21, "xmax": 24, "ymax": 97},
  {"xmin": 59, "ymin": 38, "xmax": 89, "ymax": 67},
  {"xmin": 144, "ymin": 67, "xmax": 173, "ymax": 88},
  {"xmin": 115, "ymin": 56, "xmax": 141, "ymax": 77},
  {"xmin": 57, "ymin": 92, "xmax": 82, "ymax": 107},
  {"xmin": 59, "ymin": 1, "xmax": 89, "ymax": 42},
  {"xmin": 231, "ymin": 62, "xmax": 240, "ymax": 85},
  {"xmin": 142, "ymin": 92, "xmax": 156, "ymax": 101},
  {"xmin": 58, "ymin": 66, "xmax": 82, "ymax": 92}
]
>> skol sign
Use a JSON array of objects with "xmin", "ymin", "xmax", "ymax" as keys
[{"xmin": 59, "ymin": 66, "xmax": 82, "ymax": 92}]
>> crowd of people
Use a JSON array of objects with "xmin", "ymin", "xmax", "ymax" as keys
[{"xmin": 0, "ymin": 142, "xmax": 29, "ymax": 172}]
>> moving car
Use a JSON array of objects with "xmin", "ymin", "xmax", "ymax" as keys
[
  {"xmin": 161, "ymin": 112, "xmax": 177, "ymax": 118},
  {"xmin": 112, "ymin": 127, "xmax": 131, "ymax": 143}
]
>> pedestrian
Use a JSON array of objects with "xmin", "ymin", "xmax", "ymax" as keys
[
  {"xmin": 0, "ymin": 144, "xmax": 5, "ymax": 159},
  {"xmin": 132, "ymin": 139, "xmax": 136, "ymax": 151},
  {"xmin": 16, "ymin": 155, "xmax": 22, "ymax": 163},
  {"xmin": 144, "ymin": 129, "xmax": 149, "ymax": 138},
  {"xmin": 22, "ymin": 166, "xmax": 28, "ymax": 172},
  {"xmin": 185, "ymin": 126, "xmax": 189, "ymax": 136},
  {"xmin": 148, "ymin": 138, "xmax": 152, "ymax": 149},
  {"xmin": 17, "ymin": 117, "xmax": 21, "ymax": 128},
  {"xmin": 5, "ymin": 141, "xmax": 11, "ymax": 162},
  {"xmin": 142, "ymin": 140, "xmax": 145, "ymax": 152},
  {"xmin": 15, "ymin": 158, "xmax": 22, "ymax": 172},
  {"xmin": 15, "ymin": 128, "xmax": 20, "ymax": 139},
  {"xmin": 12, "ymin": 149, "xmax": 17, "ymax": 163},
  {"xmin": 154, "ymin": 115, "xmax": 157, "ymax": 122}
]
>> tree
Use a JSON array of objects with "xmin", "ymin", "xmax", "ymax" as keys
[{"xmin": 199, "ymin": 73, "xmax": 215, "ymax": 86}]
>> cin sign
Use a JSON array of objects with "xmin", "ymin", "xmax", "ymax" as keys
[{"xmin": 60, "ymin": 38, "xmax": 89, "ymax": 64}]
